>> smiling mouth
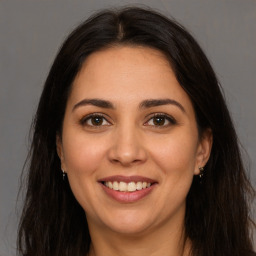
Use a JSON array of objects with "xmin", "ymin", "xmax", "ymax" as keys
[
  {"xmin": 100, "ymin": 176, "xmax": 157, "ymax": 202},
  {"xmin": 104, "ymin": 181, "xmax": 152, "ymax": 192}
]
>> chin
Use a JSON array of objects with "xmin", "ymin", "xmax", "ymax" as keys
[
  {"xmin": 108, "ymin": 221, "xmax": 153, "ymax": 236},
  {"xmin": 98, "ymin": 210, "xmax": 157, "ymax": 235}
]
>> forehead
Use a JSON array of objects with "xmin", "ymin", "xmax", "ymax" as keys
[
  {"xmin": 83, "ymin": 45, "xmax": 170, "ymax": 69},
  {"xmin": 68, "ymin": 46, "xmax": 194, "ymax": 114}
]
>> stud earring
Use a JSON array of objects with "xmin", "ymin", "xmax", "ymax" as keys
[
  {"xmin": 198, "ymin": 166, "xmax": 205, "ymax": 184},
  {"xmin": 62, "ymin": 169, "xmax": 66, "ymax": 181},
  {"xmin": 199, "ymin": 166, "xmax": 204, "ymax": 179}
]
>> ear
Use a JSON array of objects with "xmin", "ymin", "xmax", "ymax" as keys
[
  {"xmin": 56, "ymin": 134, "xmax": 67, "ymax": 172},
  {"xmin": 194, "ymin": 128, "xmax": 213, "ymax": 175}
]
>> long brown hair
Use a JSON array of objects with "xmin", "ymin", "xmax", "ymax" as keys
[{"xmin": 18, "ymin": 7, "xmax": 255, "ymax": 256}]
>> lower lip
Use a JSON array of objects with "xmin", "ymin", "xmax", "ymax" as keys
[{"xmin": 100, "ymin": 183, "xmax": 156, "ymax": 203}]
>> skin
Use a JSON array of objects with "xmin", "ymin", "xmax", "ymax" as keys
[{"xmin": 57, "ymin": 46, "xmax": 212, "ymax": 256}]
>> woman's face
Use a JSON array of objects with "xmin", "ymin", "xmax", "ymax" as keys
[{"xmin": 57, "ymin": 46, "xmax": 212, "ymax": 235}]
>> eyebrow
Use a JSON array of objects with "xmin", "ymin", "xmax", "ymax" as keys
[
  {"xmin": 72, "ymin": 99, "xmax": 114, "ymax": 112},
  {"xmin": 72, "ymin": 98, "xmax": 185, "ymax": 113},
  {"xmin": 139, "ymin": 99, "xmax": 185, "ymax": 113}
]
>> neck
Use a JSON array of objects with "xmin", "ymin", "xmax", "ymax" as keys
[{"xmin": 87, "ymin": 216, "xmax": 191, "ymax": 256}]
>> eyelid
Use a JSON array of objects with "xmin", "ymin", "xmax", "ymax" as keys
[
  {"xmin": 79, "ymin": 112, "xmax": 176, "ymax": 128},
  {"xmin": 80, "ymin": 113, "xmax": 112, "ymax": 126},
  {"xmin": 144, "ymin": 113, "xmax": 177, "ymax": 127}
]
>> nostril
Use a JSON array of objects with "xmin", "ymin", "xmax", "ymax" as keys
[
  {"xmin": 110, "ymin": 157, "xmax": 143, "ymax": 166},
  {"xmin": 107, "ymin": 137, "xmax": 147, "ymax": 165}
]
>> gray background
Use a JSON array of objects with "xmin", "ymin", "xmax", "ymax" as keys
[{"xmin": 0, "ymin": 0, "xmax": 255, "ymax": 254}]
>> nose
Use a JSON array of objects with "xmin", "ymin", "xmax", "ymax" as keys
[{"xmin": 107, "ymin": 124, "xmax": 147, "ymax": 166}]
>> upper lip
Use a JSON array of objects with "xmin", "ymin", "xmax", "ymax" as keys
[{"xmin": 99, "ymin": 175, "xmax": 157, "ymax": 183}]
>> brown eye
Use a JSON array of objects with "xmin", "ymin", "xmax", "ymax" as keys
[
  {"xmin": 153, "ymin": 116, "xmax": 166, "ymax": 126},
  {"xmin": 81, "ymin": 114, "xmax": 111, "ymax": 127},
  {"xmin": 91, "ymin": 116, "xmax": 104, "ymax": 126},
  {"xmin": 145, "ymin": 114, "xmax": 176, "ymax": 127}
]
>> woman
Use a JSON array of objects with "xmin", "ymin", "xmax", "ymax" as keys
[{"xmin": 18, "ymin": 7, "xmax": 255, "ymax": 256}]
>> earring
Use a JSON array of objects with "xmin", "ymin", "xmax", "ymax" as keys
[
  {"xmin": 199, "ymin": 166, "xmax": 204, "ymax": 179},
  {"xmin": 62, "ymin": 169, "xmax": 66, "ymax": 181},
  {"xmin": 198, "ymin": 166, "xmax": 204, "ymax": 184}
]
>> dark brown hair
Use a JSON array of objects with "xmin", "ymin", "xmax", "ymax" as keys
[{"xmin": 18, "ymin": 7, "xmax": 255, "ymax": 256}]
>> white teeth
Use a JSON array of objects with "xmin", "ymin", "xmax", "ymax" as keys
[
  {"xmin": 119, "ymin": 182, "xmax": 127, "ymax": 191},
  {"xmin": 136, "ymin": 182, "xmax": 143, "ymax": 190},
  {"xmin": 113, "ymin": 181, "xmax": 119, "ymax": 190},
  {"xmin": 127, "ymin": 182, "xmax": 136, "ymax": 192},
  {"xmin": 104, "ymin": 181, "xmax": 152, "ymax": 192},
  {"xmin": 108, "ymin": 181, "xmax": 113, "ymax": 189}
]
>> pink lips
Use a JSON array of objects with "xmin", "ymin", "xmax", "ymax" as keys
[{"xmin": 99, "ymin": 175, "xmax": 157, "ymax": 203}]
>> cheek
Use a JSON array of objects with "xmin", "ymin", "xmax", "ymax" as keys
[
  {"xmin": 62, "ymin": 133, "xmax": 107, "ymax": 176},
  {"xmin": 149, "ymin": 132, "xmax": 198, "ymax": 176},
  {"xmin": 145, "ymin": 133, "xmax": 198, "ymax": 222},
  {"xmin": 61, "ymin": 134, "xmax": 108, "ymax": 211}
]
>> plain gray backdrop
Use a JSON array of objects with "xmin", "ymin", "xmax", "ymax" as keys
[{"xmin": 1, "ymin": 0, "xmax": 255, "ymax": 254}]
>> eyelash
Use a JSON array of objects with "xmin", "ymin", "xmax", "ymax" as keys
[
  {"xmin": 80, "ymin": 113, "xmax": 111, "ymax": 127},
  {"xmin": 144, "ymin": 113, "xmax": 177, "ymax": 127},
  {"xmin": 79, "ymin": 113, "xmax": 177, "ymax": 128}
]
